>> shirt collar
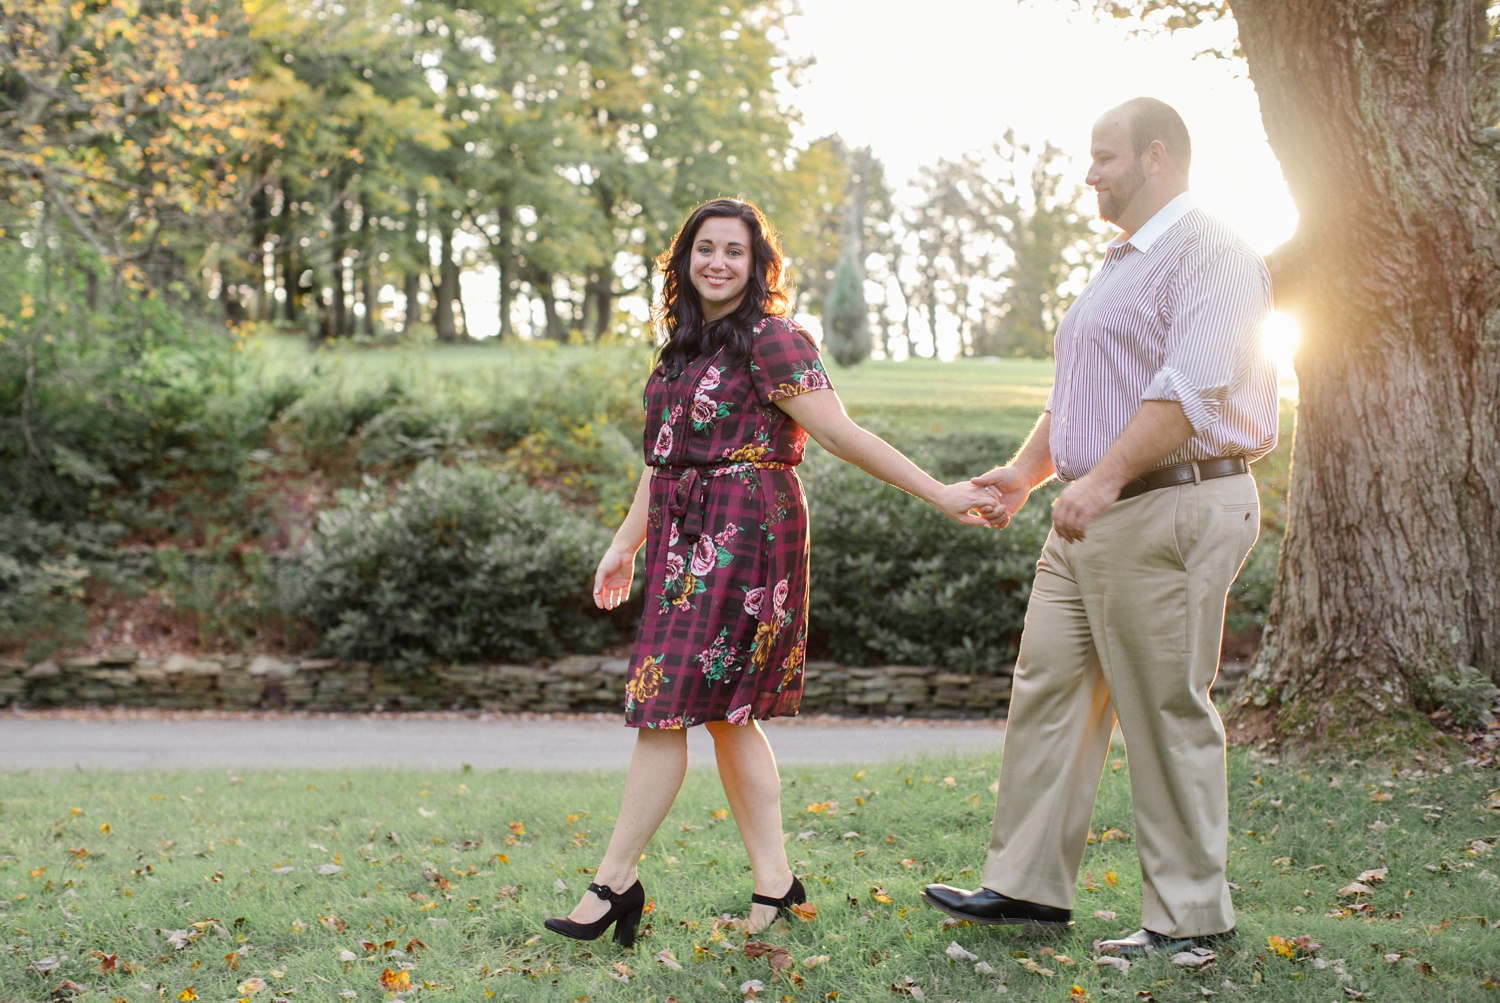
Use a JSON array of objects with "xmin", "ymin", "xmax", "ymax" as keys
[{"xmin": 1108, "ymin": 191, "xmax": 1195, "ymax": 253}]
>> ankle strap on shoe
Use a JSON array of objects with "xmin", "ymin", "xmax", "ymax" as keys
[{"xmin": 587, "ymin": 882, "xmax": 623, "ymax": 902}]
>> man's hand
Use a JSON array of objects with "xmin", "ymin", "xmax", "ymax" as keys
[
  {"xmin": 1051, "ymin": 474, "xmax": 1121, "ymax": 542},
  {"xmin": 971, "ymin": 466, "xmax": 1034, "ymax": 530}
]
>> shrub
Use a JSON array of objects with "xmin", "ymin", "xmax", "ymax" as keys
[
  {"xmin": 803, "ymin": 428, "xmax": 1282, "ymax": 671},
  {"xmin": 0, "ymin": 515, "xmax": 126, "ymax": 661},
  {"xmin": 300, "ymin": 461, "xmax": 618, "ymax": 671},
  {"xmin": 802, "ymin": 432, "xmax": 1051, "ymax": 672}
]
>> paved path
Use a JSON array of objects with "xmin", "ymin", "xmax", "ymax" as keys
[{"xmin": 0, "ymin": 711, "xmax": 1007, "ymax": 771}]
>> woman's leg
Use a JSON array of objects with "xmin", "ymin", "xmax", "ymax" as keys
[
  {"xmin": 705, "ymin": 720, "xmax": 795, "ymax": 932},
  {"xmin": 562, "ymin": 728, "xmax": 689, "ymax": 924}
]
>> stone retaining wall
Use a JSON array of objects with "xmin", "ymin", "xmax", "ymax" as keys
[{"xmin": 0, "ymin": 647, "xmax": 1018, "ymax": 717}]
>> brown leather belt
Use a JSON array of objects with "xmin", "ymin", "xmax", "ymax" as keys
[{"xmin": 1116, "ymin": 456, "xmax": 1248, "ymax": 501}]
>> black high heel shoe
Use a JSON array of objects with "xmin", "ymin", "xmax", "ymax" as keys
[
  {"xmin": 750, "ymin": 875, "xmax": 806, "ymax": 922},
  {"xmin": 544, "ymin": 880, "xmax": 646, "ymax": 947}
]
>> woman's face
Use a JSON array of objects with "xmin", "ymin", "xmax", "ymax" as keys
[{"xmin": 688, "ymin": 216, "xmax": 753, "ymax": 322}]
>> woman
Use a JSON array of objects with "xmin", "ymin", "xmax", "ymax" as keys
[{"xmin": 544, "ymin": 198, "xmax": 998, "ymax": 947}]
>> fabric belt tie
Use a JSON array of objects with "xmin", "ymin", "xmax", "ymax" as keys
[
  {"xmin": 658, "ymin": 461, "xmax": 792, "ymax": 540},
  {"xmin": 1116, "ymin": 456, "xmax": 1248, "ymax": 501}
]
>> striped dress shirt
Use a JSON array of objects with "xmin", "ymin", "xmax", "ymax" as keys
[{"xmin": 1046, "ymin": 193, "xmax": 1279, "ymax": 482}]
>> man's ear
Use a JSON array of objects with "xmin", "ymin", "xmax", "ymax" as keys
[{"xmin": 1144, "ymin": 138, "xmax": 1169, "ymax": 176}]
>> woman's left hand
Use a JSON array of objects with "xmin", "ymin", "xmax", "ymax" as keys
[{"xmin": 935, "ymin": 482, "xmax": 1005, "ymax": 527}]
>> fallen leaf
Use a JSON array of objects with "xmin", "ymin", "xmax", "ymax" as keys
[
  {"xmin": 1289, "ymin": 934, "xmax": 1322, "ymax": 955},
  {"xmin": 338, "ymin": 950, "xmax": 358, "ymax": 962},
  {"xmin": 655, "ymin": 949, "xmax": 684, "ymax": 971},
  {"xmin": 803, "ymin": 955, "xmax": 831, "ymax": 968},
  {"xmin": 1020, "ymin": 959, "xmax": 1056, "ymax": 977},
  {"xmin": 1071, "ymin": 986, "xmax": 1091, "ymax": 1002},
  {"xmin": 744, "ymin": 940, "xmax": 794, "ymax": 973},
  {"xmin": 973, "ymin": 961, "xmax": 996, "ymax": 975},
  {"xmin": 1338, "ymin": 882, "xmax": 1375, "ymax": 896},
  {"xmin": 607, "ymin": 962, "xmax": 632, "ymax": 983},
  {"xmin": 1171, "ymin": 948, "xmax": 1216, "ymax": 968},
  {"xmin": 1103, "ymin": 871, "xmax": 1118, "ymax": 888},
  {"xmin": 890, "ymin": 975, "xmax": 924, "ymax": 997},
  {"xmin": 554, "ymin": 878, "xmax": 568, "ymax": 893},
  {"xmin": 316, "ymin": 864, "xmax": 342, "ymax": 875},
  {"xmin": 740, "ymin": 978, "xmax": 764, "ymax": 998},
  {"xmin": 1267, "ymin": 936, "xmax": 1294, "ymax": 957},
  {"xmin": 788, "ymin": 901, "xmax": 818, "ymax": 922},
  {"xmin": 1093, "ymin": 910, "xmax": 1117, "ymax": 921},
  {"xmin": 508, "ymin": 821, "xmax": 524, "ymax": 836},
  {"xmin": 1356, "ymin": 867, "xmax": 1389, "ymax": 883},
  {"xmin": 871, "ymin": 887, "xmax": 894, "ymax": 905},
  {"xmin": 945, "ymin": 942, "xmax": 978, "ymax": 963},
  {"xmin": 237, "ymin": 978, "xmax": 266, "ymax": 994},
  {"xmin": 28, "ymin": 957, "xmax": 61, "ymax": 974},
  {"xmin": 177, "ymin": 990, "xmax": 197, "ymax": 1002},
  {"xmin": 1383, "ymin": 953, "xmax": 1401, "ymax": 963},
  {"xmin": 1096, "ymin": 956, "xmax": 1130, "ymax": 973}
]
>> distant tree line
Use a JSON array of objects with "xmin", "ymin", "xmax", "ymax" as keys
[{"xmin": 1, "ymin": 0, "xmax": 1098, "ymax": 359}]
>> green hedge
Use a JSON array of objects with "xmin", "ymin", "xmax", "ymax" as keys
[
  {"xmin": 299, "ymin": 461, "xmax": 618, "ymax": 671},
  {"xmin": 803, "ymin": 432, "xmax": 1052, "ymax": 672}
]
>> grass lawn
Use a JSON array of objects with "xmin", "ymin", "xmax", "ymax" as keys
[{"xmin": 2, "ymin": 750, "xmax": 1495, "ymax": 1002}]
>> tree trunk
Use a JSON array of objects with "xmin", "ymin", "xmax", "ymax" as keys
[
  {"xmin": 402, "ymin": 270, "xmax": 422, "ymax": 333},
  {"xmin": 433, "ymin": 222, "xmax": 458, "ymax": 343},
  {"xmin": 496, "ymin": 201, "xmax": 514, "ymax": 340},
  {"xmin": 330, "ymin": 198, "xmax": 349, "ymax": 339},
  {"xmin": 1228, "ymin": 0, "xmax": 1500, "ymax": 743},
  {"xmin": 358, "ymin": 255, "xmax": 375, "ymax": 338}
]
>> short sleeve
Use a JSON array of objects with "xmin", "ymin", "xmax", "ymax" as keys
[{"xmin": 749, "ymin": 315, "xmax": 835, "ymax": 404}]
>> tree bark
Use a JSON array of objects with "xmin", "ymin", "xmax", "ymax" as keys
[
  {"xmin": 1228, "ymin": 0, "xmax": 1500, "ymax": 742},
  {"xmin": 433, "ymin": 222, "xmax": 458, "ymax": 343},
  {"xmin": 330, "ymin": 198, "xmax": 349, "ymax": 339}
]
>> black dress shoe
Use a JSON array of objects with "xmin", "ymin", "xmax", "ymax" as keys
[
  {"xmin": 920, "ymin": 883, "xmax": 1070, "ymax": 928},
  {"xmin": 1095, "ymin": 927, "xmax": 1236, "ymax": 957},
  {"xmin": 544, "ymin": 880, "xmax": 647, "ymax": 947}
]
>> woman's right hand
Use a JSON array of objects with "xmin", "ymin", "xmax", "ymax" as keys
[{"xmin": 594, "ymin": 545, "xmax": 637, "ymax": 610}]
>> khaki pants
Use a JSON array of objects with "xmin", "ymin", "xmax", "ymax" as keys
[{"xmin": 982, "ymin": 473, "xmax": 1259, "ymax": 937}]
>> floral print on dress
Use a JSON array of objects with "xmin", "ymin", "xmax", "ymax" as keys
[
  {"xmin": 652, "ymin": 404, "xmax": 683, "ymax": 461},
  {"xmin": 695, "ymin": 627, "xmax": 739, "ymax": 683},
  {"xmin": 623, "ymin": 316, "xmax": 832, "ymax": 729},
  {"xmin": 625, "ymin": 655, "xmax": 667, "ymax": 714}
]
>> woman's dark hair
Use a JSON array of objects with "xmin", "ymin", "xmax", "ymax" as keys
[{"xmin": 652, "ymin": 198, "xmax": 793, "ymax": 379}]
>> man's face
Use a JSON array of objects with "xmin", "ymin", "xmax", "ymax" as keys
[{"xmin": 1086, "ymin": 117, "xmax": 1147, "ymax": 228}]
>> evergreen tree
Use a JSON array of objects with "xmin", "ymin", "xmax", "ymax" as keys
[{"xmin": 822, "ymin": 255, "xmax": 871, "ymax": 367}]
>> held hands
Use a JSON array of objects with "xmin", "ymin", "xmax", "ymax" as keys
[
  {"xmin": 593, "ymin": 544, "xmax": 637, "ymax": 610},
  {"xmin": 933, "ymin": 481, "xmax": 1004, "ymax": 527},
  {"xmin": 969, "ymin": 466, "xmax": 1034, "ymax": 530}
]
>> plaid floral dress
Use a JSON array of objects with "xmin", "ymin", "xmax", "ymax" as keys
[{"xmin": 623, "ymin": 316, "xmax": 834, "ymax": 729}]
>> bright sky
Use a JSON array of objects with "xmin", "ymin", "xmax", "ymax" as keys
[
  {"xmin": 778, "ymin": 0, "xmax": 1297, "ymax": 256},
  {"xmin": 774, "ymin": 0, "xmax": 1301, "ymax": 372}
]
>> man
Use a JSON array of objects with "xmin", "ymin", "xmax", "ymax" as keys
[{"xmin": 922, "ymin": 97, "xmax": 1277, "ymax": 957}]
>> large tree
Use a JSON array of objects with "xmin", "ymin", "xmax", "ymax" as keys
[{"xmin": 1100, "ymin": 1, "xmax": 1500, "ymax": 743}]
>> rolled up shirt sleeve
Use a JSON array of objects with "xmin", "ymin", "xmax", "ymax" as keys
[{"xmin": 1141, "ymin": 239, "xmax": 1272, "ymax": 436}]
